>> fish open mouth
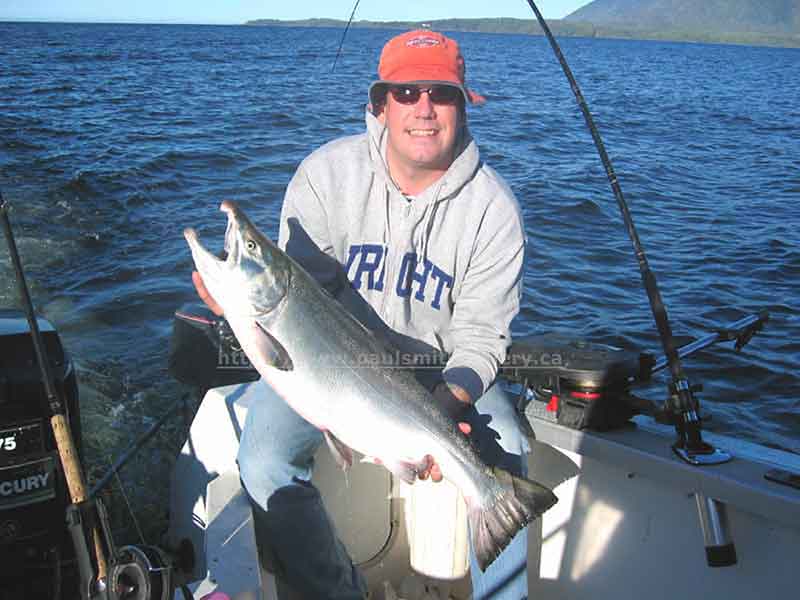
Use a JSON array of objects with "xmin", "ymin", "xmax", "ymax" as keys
[{"xmin": 183, "ymin": 201, "xmax": 242, "ymax": 269}]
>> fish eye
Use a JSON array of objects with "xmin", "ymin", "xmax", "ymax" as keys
[{"xmin": 246, "ymin": 239, "xmax": 257, "ymax": 252}]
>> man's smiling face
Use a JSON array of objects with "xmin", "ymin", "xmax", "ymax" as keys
[{"xmin": 378, "ymin": 85, "xmax": 462, "ymax": 181}]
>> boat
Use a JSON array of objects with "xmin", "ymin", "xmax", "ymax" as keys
[
  {"xmin": 164, "ymin": 306, "xmax": 800, "ymax": 600},
  {"xmin": 2, "ymin": 302, "xmax": 798, "ymax": 599}
]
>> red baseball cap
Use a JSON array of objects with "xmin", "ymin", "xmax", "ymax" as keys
[{"xmin": 369, "ymin": 30, "xmax": 486, "ymax": 106}]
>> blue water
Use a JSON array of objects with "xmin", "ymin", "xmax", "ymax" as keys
[{"xmin": 1, "ymin": 22, "xmax": 799, "ymax": 537}]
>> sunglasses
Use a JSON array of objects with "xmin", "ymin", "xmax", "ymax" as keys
[{"xmin": 388, "ymin": 85, "xmax": 462, "ymax": 106}]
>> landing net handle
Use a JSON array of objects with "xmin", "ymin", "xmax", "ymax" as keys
[{"xmin": 0, "ymin": 193, "xmax": 110, "ymax": 592}]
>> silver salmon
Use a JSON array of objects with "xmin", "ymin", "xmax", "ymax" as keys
[{"xmin": 184, "ymin": 200, "xmax": 557, "ymax": 570}]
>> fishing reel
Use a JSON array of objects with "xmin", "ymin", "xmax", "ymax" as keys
[
  {"xmin": 66, "ymin": 494, "xmax": 187, "ymax": 600},
  {"xmin": 108, "ymin": 545, "xmax": 176, "ymax": 600}
]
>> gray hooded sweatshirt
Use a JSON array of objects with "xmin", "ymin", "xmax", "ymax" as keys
[{"xmin": 277, "ymin": 110, "xmax": 525, "ymax": 401}]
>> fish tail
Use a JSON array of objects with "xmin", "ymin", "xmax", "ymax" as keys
[{"xmin": 468, "ymin": 467, "xmax": 558, "ymax": 571}]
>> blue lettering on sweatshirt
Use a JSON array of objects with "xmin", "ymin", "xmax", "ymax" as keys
[
  {"xmin": 346, "ymin": 245, "xmax": 452, "ymax": 310},
  {"xmin": 347, "ymin": 244, "xmax": 386, "ymax": 291},
  {"xmin": 394, "ymin": 251, "xmax": 452, "ymax": 310},
  {"xmin": 396, "ymin": 253, "xmax": 433, "ymax": 301},
  {"xmin": 395, "ymin": 254, "xmax": 413, "ymax": 298},
  {"xmin": 429, "ymin": 264, "xmax": 454, "ymax": 310}
]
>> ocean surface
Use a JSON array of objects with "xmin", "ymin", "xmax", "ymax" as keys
[{"xmin": 1, "ymin": 22, "xmax": 798, "ymax": 541}]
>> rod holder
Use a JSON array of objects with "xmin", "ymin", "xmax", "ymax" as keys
[
  {"xmin": 694, "ymin": 494, "xmax": 737, "ymax": 567},
  {"xmin": 674, "ymin": 443, "xmax": 732, "ymax": 466},
  {"xmin": 670, "ymin": 380, "xmax": 732, "ymax": 466}
]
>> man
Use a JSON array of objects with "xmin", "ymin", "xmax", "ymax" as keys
[{"xmin": 194, "ymin": 30, "xmax": 529, "ymax": 599}]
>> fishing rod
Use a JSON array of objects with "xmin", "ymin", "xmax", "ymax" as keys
[
  {"xmin": 89, "ymin": 393, "xmax": 191, "ymax": 499},
  {"xmin": 331, "ymin": 0, "xmax": 362, "ymax": 72},
  {"xmin": 523, "ymin": 0, "xmax": 730, "ymax": 466}
]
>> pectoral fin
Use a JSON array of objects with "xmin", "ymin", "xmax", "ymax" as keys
[
  {"xmin": 324, "ymin": 431, "xmax": 354, "ymax": 471},
  {"xmin": 252, "ymin": 322, "xmax": 293, "ymax": 371}
]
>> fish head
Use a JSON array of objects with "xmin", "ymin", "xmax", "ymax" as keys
[{"xmin": 184, "ymin": 200, "xmax": 290, "ymax": 318}]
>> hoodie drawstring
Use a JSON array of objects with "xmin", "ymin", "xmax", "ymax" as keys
[
  {"xmin": 419, "ymin": 182, "xmax": 444, "ymax": 265},
  {"xmin": 382, "ymin": 186, "xmax": 391, "ymax": 249}
]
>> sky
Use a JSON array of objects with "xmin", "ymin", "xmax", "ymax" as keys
[{"xmin": 0, "ymin": 1, "xmax": 594, "ymax": 25}]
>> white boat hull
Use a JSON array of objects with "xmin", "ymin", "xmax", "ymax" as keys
[{"xmin": 167, "ymin": 380, "xmax": 800, "ymax": 599}]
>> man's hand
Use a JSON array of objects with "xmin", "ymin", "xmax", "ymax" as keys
[
  {"xmin": 192, "ymin": 271, "xmax": 224, "ymax": 316},
  {"xmin": 419, "ymin": 382, "xmax": 472, "ymax": 483}
]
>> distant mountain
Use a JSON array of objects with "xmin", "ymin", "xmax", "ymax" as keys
[
  {"xmin": 245, "ymin": 18, "xmax": 596, "ymax": 38},
  {"xmin": 566, "ymin": 0, "xmax": 800, "ymax": 34},
  {"xmin": 246, "ymin": 10, "xmax": 800, "ymax": 48}
]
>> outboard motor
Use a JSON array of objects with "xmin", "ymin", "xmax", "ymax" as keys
[
  {"xmin": 1, "ymin": 197, "xmax": 181, "ymax": 598},
  {"xmin": 0, "ymin": 309, "xmax": 82, "ymax": 597}
]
